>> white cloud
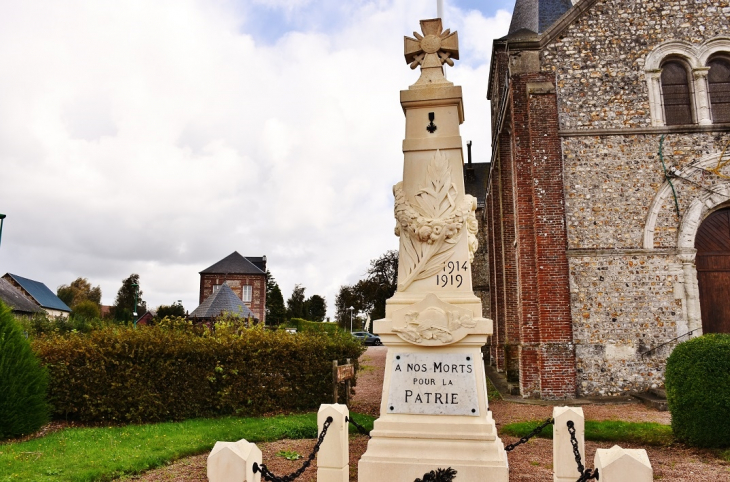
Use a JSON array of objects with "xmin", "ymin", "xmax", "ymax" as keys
[{"xmin": 0, "ymin": 0, "xmax": 510, "ymax": 317}]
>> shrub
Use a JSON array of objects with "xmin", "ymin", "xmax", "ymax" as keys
[
  {"xmin": 286, "ymin": 318, "xmax": 342, "ymax": 335},
  {"xmin": 665, "ymin": 333, "xmax": 730, "ymax": 448},
  {"xmin": 0, "ymin": 302, "xmax": 50, "ymax": 439},
  {"xmin": 32, "ymin": 325, "xmax": 364, "ymax": 424}
]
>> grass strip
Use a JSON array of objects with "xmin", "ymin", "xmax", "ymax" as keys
[
  {"xmin": 501, "ymin": 419, "xmax": 674, "ymax": 447},
  {"xmin": 0, "ymin": 412, "xmax": 375, "ymax": 482}
]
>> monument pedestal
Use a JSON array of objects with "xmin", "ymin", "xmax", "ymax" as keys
[{"xmin": 358, "ymin": 335, "xmax": 509, "ymax": 482}]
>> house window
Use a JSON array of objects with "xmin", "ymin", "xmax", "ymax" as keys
[
  {"xmin": 213, "ymin": 284, "xmax": 222, "ymax": 293},
  {"xmin": 708, "ymin": 57, "xmax": 730, "ymax": 124},
  {"xmin": 661, "ymin": 60, "xmax": 693, "ymax": 125},
  {"xmin": 242, "ymin": 285, "xmax": 252, "ymax": 302}
]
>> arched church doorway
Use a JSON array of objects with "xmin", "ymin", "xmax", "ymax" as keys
[{"xmin": 696, "ymin": 206, "xmax": 730, "ymax": 333}]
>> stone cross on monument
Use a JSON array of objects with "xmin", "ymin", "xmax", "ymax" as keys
[{"xmin": 358, "ymin": 18, "xmax": 509, "ymax": 482}]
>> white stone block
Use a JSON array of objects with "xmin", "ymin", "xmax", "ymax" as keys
[
  {"xmin": 317, "ymin": 403, "xmax": 349, "ymax": 482},
  {"xmin": 594, "ymin": 445, "xmax": 652, "ymax": 482},
  {"xmin": 553, "ymin": 406, "xmax": 584, "ymax": 482},
  {"xmin": 207, "ymin": 439, "xmax": 262, "ymax": 482}
]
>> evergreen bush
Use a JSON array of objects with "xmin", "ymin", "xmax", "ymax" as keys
[
  {"xmin": 33, "ymin": 325, "xmax": 363, "ymax": 424},
  {"xmin": 665, "ymin": 333, "xmax": 730, "ymax": 448},
  {"xmin": 0, "ymin": 302, "xmax": 50, "ymax": 440}
]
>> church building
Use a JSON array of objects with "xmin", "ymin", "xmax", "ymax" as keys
[{"xmin": 485, "ymin": 0, "xmax": 730, "ymax": 398}]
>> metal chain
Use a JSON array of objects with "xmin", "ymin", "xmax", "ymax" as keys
[
  {"xmin": 567, "ymin": 420, "xmax": 599, "ymax": 482},
  {"xmin": 504, "ymin": 417, "xmax": 554, "ymax": 452},
  {"xmin": 253, "ymin": 416, "xmax": 333, "ymax": 482},
  {"xmin": 346, "ymin": 415, "xmax": 371, "ymax": 439}
]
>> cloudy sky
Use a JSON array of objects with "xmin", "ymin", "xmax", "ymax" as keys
[{"xmin": 0, "ymin": 0, "xmax": 512, "ymax": 318}]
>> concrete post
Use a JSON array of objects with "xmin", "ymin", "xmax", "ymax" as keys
[
  {"xmin": 553, "ymin": 406, "xmax": 584, "ymax": 482},
  {"xmin": 594, "ymin": 445, "xmax": 652, "ymax": 481},
  {"xmin": 317, "ymin": 404, "xmax": 349, "ymax": 482},
  {"xmin": 207, "ymin": 439, "xmax": 262, "ymax": 482}
]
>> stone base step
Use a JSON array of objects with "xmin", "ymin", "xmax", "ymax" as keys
[{"xmin": 631, "ymin": 390, "xmax": 668, "ymax": 411}]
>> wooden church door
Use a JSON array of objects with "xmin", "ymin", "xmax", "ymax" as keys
[{"xmin": 695, "ymin": 207, "xmax": 730, "ymax": 333}]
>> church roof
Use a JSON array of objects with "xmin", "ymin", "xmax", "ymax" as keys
[
  {"xmin": 189, "ymin": 284, "xmax": 257, "ymax": 320},
  {"xmin": 3, "ymin": 273, "xmax": 71, "ymax": 312},
  {"xmin": 508, "ymin": 0, "xmax": 574, "ymax": 35},
  {"xmin": 0, "ymin": 278, "xmax": 43, "ymax": 314},
  {"xmin": 199, "ymin": 251, "xmax": 265, "ymax": 275}
]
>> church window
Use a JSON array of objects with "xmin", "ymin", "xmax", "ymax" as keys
[
  {"xmin": 708, "ymin": 57, "xmax": 730, "ymax": 124},
  {"xmin": 661, "ymin": 60, "xmax": 693, "ymax": 125}
]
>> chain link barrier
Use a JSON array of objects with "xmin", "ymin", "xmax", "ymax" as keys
[
  {"xmin": 252, "ymin": 416, "xmax": 333, "ymax": 482},
  {"xmin": 346, "ymin": 415, "xmax": 371, "ymax": 439},
  {"xmin": 567, "ymin": 420, "xmax": 599, "ymax": 482},
  {"xmin": 504, "ymin": 417, "xmax": 554, "ymax": 452}
]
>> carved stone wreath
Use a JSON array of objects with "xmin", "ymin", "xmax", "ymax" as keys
[{"xmin": 394, "ymin": 150, "xmax": 478, "ymax": 291}]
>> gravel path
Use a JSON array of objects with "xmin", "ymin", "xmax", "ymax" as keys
[{"xmin": 126, "ymin": 346, "xmax": 730, "ymax": 481}]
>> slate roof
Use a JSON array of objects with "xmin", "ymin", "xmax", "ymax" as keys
[
  {"xmin": 0, "ymin": 278, "xmax": 43, "ymax": 314},
  {"xmin": 189, "ymin": 284, "xmax": 257, "ymax": 320},
  {"xmin": 464, "ymin": 162, "xmax": 490, "ymax": 210},
  {"xmin": 508, "ymin": 0, "xmax": 574, "ymax": 35},
  {"xmin": 199, "ymin": 252, "xmax": 265, "ymax": 275},
  {"xmin": 3, "ymin": 273, "xmax": 71, "ymax": 312}
]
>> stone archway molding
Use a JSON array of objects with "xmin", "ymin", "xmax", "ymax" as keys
[
  {"xmin": 643, "ymin": 151, "xmax": 730, "ymax": 249},
  {"xmin": 643, "ymin": 151, "xmax": 730, "ymax": 334}
]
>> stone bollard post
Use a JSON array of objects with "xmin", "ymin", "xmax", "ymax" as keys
[
  {"xmin": 594, "ymin": 445, "xmax": 652, "ymax": 481},
  {"xmin": 553, "ymin": 406, "xmax": 585, "ymax": 482},
  {"xmin": 317, "ymin": 403, "xmax": 349, "ymax": 482},
  {"xmin": 207, "ymin": 439, "xmax": 262, "ymax": 482}
]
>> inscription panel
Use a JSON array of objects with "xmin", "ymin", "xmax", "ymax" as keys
[{"xmin": 387, "ymin": 352, "xmax": 479, "ymax": 416}]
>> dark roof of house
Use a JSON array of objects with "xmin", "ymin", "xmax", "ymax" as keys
[
  {"xmin": 189, "ymin": 284, "xmax": 257, "ymax": 320},
  {"xmin": 0, "ymin": 278, "xmax": 43, "ymax": 314},
  {"xmin": 508, "ymin": 0, "xmax": 574, "ymax": 35},
  {"xmin": 464, "ymin": 162, "xmax": 490, "ymax": 209},
  {"xmin": 3, "ymin": 273, "xmax": 71, "ymax": 312},
  {"xmin": 246, "ymin": 256, "xmax": 267, "ymax": 273},
  {"xmin": 199, "ymin": 252, "xmax": 266, "ymax": 275}
]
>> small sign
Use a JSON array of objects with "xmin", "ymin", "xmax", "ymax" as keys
[
  {"xmin": 387, "ymin": 352, "xmax": 480, "ymax": 416},
  {"xmin": 337, "ymin": 364, "xmax": 355, "ymax": 382}
]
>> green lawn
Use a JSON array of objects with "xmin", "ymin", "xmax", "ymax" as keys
[
  {"xmin": 502, "ymin": 419, "xmax": 674, "ymax": 447},
  {"xmin": 0, "ymin": 413, "xmax": 375, "ymax": 482}
]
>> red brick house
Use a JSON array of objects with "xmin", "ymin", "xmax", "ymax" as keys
[{"xmin": 199, "ymin": 252, "xmax": 266, "ymax": 323}]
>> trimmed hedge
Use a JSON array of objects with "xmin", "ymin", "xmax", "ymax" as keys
[
  {"xmin": 665, "ymin": 333, "xmax": 730, "ymax": 448},
  {"xmin": 0, "ymin": 302, "xmax": 50, "ymax": 439},
  {"xmin": 285, "ymin": 318, "xmax": 342, "ymax": 335},
  {"xmin": 32, "ymin": 326, "xmax": 364, "ymax": 424}
]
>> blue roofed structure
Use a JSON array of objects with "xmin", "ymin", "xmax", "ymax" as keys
[
  {"xmin": 190, "ymin": 283, "xmax": 258, "ymax": 322},
  {"xmin": 508, "ymin": 0, "xmax": 574, "ymax": 35},
  {"xmin": 2, "ymin": 273, "xmax": 71, "ymax": 317}
]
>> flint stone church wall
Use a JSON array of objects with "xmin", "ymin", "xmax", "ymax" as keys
[{"xmin": 538, "ymin": 0, "xmax": 730, "ymax": 396}]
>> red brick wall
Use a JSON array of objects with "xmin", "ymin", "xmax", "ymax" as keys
[
  {"xmin": 199, "ymin": 274, "xmax": 266, "ymax": 323},
  {"xmin": 486, "ymin": 68, "xmax": 576, "ymax": 399}
]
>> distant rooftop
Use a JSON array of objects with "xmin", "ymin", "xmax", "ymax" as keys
[
  {"xmin": 190, "ymin": 284, "xmax": 257, "ymax": 320},
  {"xmin": 200, "ymin": 251, "xmax": 266, "ymax": 275},
  {"xmin": 508, "ymin": 0, "xmax": 574, "ymax": 35},
  {"xmin": 0, "ymin": 278, "xmax": 43, "ymax": 314},
  {"xmin": 3, "ymin": 273, "xmax": 71, "ymax": 312}
]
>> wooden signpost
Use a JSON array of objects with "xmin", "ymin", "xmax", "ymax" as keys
[{"xmin": 332, "ymin": 359, "xmax": 354, "ymax": 404}]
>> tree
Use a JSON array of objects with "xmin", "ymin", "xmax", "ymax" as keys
[
  {"xmin": 265, "ymin": 270, "xmax": 286, "ymax": 326},
  {"xmin": 57, "ymin": 277, "xmax": 102, "ymax": 310},
  {"xmin": 72, "ymin": 299, "xmax": 101, "ymax": 319},
  {"xmin": 305, "ymin": 295, "xmax": 327, "ymax": 321},
  {"xmin": 156, "ymin": 302, "xmax": 185, "ymax": 320},
  {"xmin": 0, "ymin": 302, "xmax": 49, "ymax": 439},
  {"xmin": 334, "ymin": 250, "xmax": 399, "ymax": 327},
  {"xmin": 363, "ymin": 250, "xmax": 398, "ymax": 320},
  {"xmin": 286, "ymin": 284, "xmax": 306, "ymax": 319},
  {"xmin": 112, "ymin": 274, "xmax": 146, "ymax": 322}
]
